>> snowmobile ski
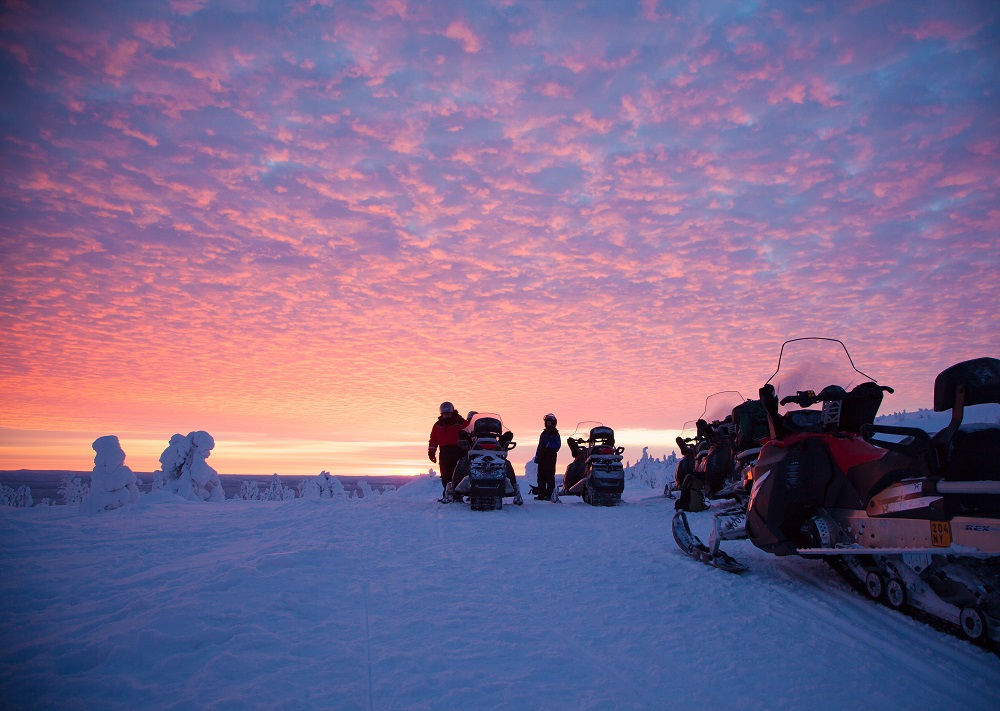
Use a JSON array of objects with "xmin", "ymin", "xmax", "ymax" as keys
[{"xmin": 672, "ymin": 511, "xmax": 747, "ymax": 573}]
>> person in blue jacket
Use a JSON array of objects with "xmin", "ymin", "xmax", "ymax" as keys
[{"xmin": 533, "ymin": 413, "xmax": 561, "ymax": 500}]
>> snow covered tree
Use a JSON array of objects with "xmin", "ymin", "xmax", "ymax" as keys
[
  {"xmin": 297, "ymin": 470, "xmax": 346, "ymax": 499},
  {"xmin": 0, "ymin": 483, "xmax": 33, "ymax": 508},
  {"xmin": 261, "ymin": 473, "xmax": 294, "ymax": 501},
  {"xmin": 58, "ymin": 474, "xmax": 90, "ymax": 506},
  {"xmin": 81, "ymin": 435, "xmax": 140, "ymax": 513},
  {"xmin": 236, "ymin": 480, "xmax": 261, "ymax": 501},
  {"xmin": 154, "ymin": 431, "xmax": 226, "ymax": 502},
  {"xmin": 624, "ymin": 447, "xmax": 679, "ymax": 490}
]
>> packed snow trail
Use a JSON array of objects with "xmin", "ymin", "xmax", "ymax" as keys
[{"xmin": 1, "ymin": 479, "xmax": 998, "ymax": 710}]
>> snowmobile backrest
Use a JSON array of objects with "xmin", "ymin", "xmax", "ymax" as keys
[
  {"xmin": 588, "ymin": 426, "xmax": 615, "ymax": 446},
  {"xmin": 837, "ymin": 381, "xmax": 887, "ymax": 433},
  {"xmin": 732, "ymin": 399, "xmax": 769, "ymax": 451},
  {"xmin": 473, "ymin": 417, "xmax": 503, "ymax": 437},
  {"xmin": 931, "ymin": 357, "xmax": 1000, "ymax": 454},
  {"xmin": 933, "ymin": 357, "xmax": 1000, "ymax": 411}
]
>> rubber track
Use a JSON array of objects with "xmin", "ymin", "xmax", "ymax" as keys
[{"xmin": 824, "ymin": 556, "xmax": 998, "ymax": 656}]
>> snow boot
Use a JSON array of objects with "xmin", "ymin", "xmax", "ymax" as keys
[
  {"xmin": 513, "ymin": 485, "xmax": 523, "ymax": 506},
  {"xmin": 439, "ymin": 482, "xmax": 454, "ymax": 504}
]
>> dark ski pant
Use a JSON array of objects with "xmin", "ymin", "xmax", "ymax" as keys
[
  {"xmin": 439, "ymin": 445, "xmax": 464, "ymax": 492},
  {"xmin": 536, "ymin": 449, "xmax": 557, "ymax": 499}
]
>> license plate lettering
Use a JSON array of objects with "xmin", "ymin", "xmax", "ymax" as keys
[{"xmin": 930, "ymin": 521, "xmax": 952, "ymax": 547}]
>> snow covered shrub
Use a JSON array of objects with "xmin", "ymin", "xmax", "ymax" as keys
[
  {"xmin": 523, "ymin": 458, "xmax": 538, "ymax": 486},
  {"xmin": 150, "ymin": 471, "xmax": 165, "ymax": 491},
  {"xmin": 237, "ymin": 480, "xmax": 261, "ymax": 501},
  {"xmin": 81, "ymin": 435, "xmax": 141, "ymax": 514},
  {"xmin": 154, "ymin": 431, "xmax": 225, "ymax": 502},
  {"xmin": 58, "ymin": 474, "xmax": 90, "ymax": 506},
  {"xmin": 353, "ymin": 480, "xmax": 374, "ymax": 499},
  {"xmin": 0, "ymin": 483, "xmax": 33, "ymax": 508},
  {"xmin": 261, "ymin": 474, "xmax": 294, "ymax": 501},
  {"xmin": 297, "ymin": 470, "xmax": 346, "ymax": 499}
]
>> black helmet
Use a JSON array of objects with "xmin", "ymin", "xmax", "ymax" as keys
[
  {"xmin": 544, "ymin": 413, "xmax": 557, "ymax": 426},
  {"xmin": 440, "ymin": 401, "xmax": 455, "ymax": 415}
]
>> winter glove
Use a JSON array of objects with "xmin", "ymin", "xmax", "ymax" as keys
[{"xmin": 428, "ymin": 449, "xmax": 437, "ymax": 463}]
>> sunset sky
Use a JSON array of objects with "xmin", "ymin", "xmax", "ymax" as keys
[{"xmin": 2, "ymin": 0, "xmax": 998, "ymax": 476}]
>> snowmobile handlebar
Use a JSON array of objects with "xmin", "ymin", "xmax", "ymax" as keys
[{"xmin": 780, "ymin": 384, "xmax": 894, "ymax": 408}]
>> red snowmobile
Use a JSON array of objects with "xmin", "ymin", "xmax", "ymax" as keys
[{"xmin": 676, "ymin": 338, "xmax": 1000, "ymax": 644}]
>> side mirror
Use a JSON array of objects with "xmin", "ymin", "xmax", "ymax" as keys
[{"xmin": 506, "ymin": 441, "xmax": 517, "ymax": 452}]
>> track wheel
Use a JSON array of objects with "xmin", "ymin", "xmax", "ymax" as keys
[
  {"xmin": 960, "ymin": 607, "xmax": 988, "ymax": 642},
  {"xmin": 864, "ymin": 571, "xmax": 885, "ymax": 601},
  {"xmin": 885, "ymin": 578, "xmax": 906, "ymax": 609}
]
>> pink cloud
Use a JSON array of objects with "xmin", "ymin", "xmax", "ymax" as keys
[
  {"xmin": 1, "ymin": 40, "xmax": 31, "ymax": 66},
  {"xmin": 573, "ymin": 110, "xmax": 614, "ymax": 134},
  {"xmin": 169, "ymin": 0, "xmax": 208, "ymax": 14},
  {"xmin": 443, "ymin": 20, "xmax": 482, "ymax": 53},
  {"xmin": 106, "ymin": 118, "xmax": 159, "ymax": 147},
  {"xmin": 768, "ymin": 83, "xmax": 807, "ymax": 104},
  {"xmin": 537, "ymin": 81, "xmax": 572, "ymax": 99},
  {"xmin": 132, "ymin": 20, "xmax": 175, "ymax": 48},
  {"xmin": 369, "ymin": 0, "xmax": 409, "ymax": 20},
  {"xmin": 902, "ymin": 19, "xmax": 983, "ymax": 42},
  {"xmin": 641, "ymin": 0, "xmax": 661, "ymax": 22}
]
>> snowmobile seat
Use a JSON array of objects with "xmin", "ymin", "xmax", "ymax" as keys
[{"xmin": 943, "ymin": 424, "xmax": 1000, "ymax": 482}]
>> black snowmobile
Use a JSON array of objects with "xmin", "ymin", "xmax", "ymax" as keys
[
  {"xmin": 673, "ymin": 392, "xmax": 750, "ymax": 511},
  {"xmin": 556, "ymin": 422, "xmax": 625, "ymax": 506},
  {"xmin": 672, "ymin": 393, "xmax": 769, "ymax": 572},
  {"xmin": 445, "ymin": 413, "xmax": 521, "ymax": 511},
  {"xmin": 666, "ymin": 420, "xmax": 699, "ymax": 498},
  {"xmin": 679, "ymin": 338, "xmax": 1000, "ymax": 644}
]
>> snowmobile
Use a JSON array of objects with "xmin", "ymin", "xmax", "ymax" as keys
[
  {"xmin": 678, "ymin": 338, "xmax": 1000, "ymax": 644},
  {"xmin": 667, "ymin": 420, "xmax": 699, "ymax": 498},
  {"xmin": 556, "ymin": 422, "xmax": 625, "ymax": 506},
  {"xmin": 445, "ymin": 413, "xmax": 521, "ymax": 511},
  {"xmin": 673, "ymin": 392, "xmax": 752, "ymax": 511},
  {"xmin": 672, "ymin": 394, "xmax": 768, "ymax": 572},
  {"xmin": 716, "ymin": 396, "xmax": 770, "ymax": 500},
  {"xmin": 693, "ymin": 391, "xmax": 748, "ymax": 496}
]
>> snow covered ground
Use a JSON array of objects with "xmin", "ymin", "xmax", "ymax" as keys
[{"xmin": 2, "ymin": 471, "xmax": 998, "ymax": 710}]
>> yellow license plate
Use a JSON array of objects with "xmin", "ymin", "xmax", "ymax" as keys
[{"xmin": 930, "ymin": 520, "xmax": 952, "ymax": 547}]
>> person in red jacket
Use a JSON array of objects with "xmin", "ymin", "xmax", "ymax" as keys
[{"xmin": 428, "ymin": 401, "xmax": 468, "ymax": 498}]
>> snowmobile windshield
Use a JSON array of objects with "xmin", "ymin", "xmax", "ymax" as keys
[
  {"xmin": 766, "ymin": 338, "xmax": 879, "ymax": 414},
  {"xmin": 679, "ymin": 419, "xmax": 698, "ymax": 441},
  {"xmin": 699, "ymin": 391, "xmax": 747, "ymax": 424},
  {"xmin": 568, "ymin": 421, "xmax": 605, "ymax": 441},
  {"xmin": 464, "ymin": 413, "xmax": 509, "ymax": 438}
]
